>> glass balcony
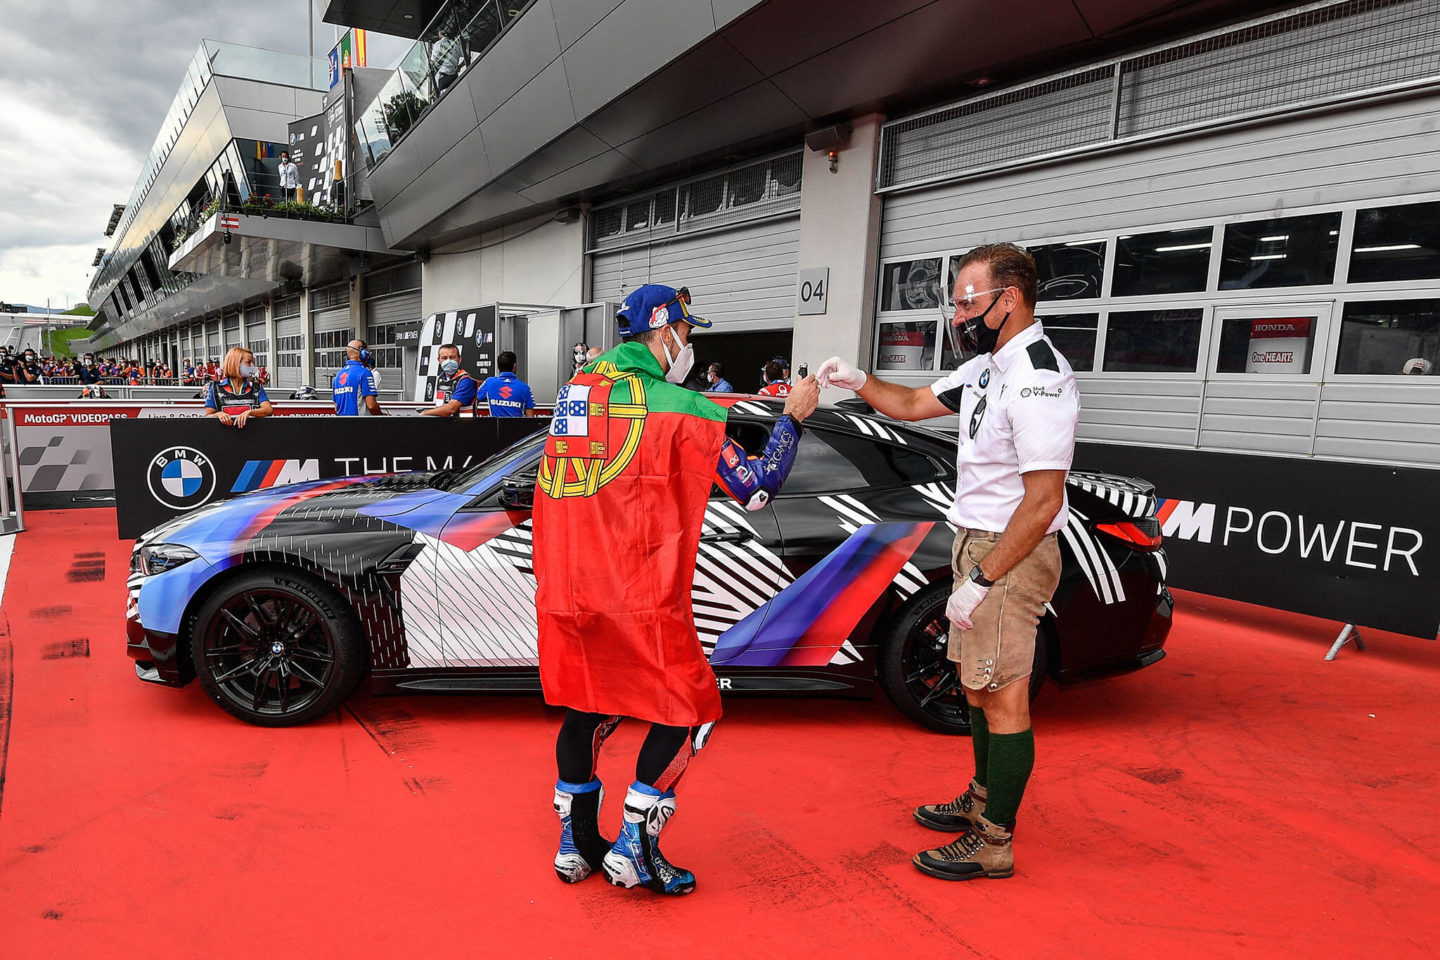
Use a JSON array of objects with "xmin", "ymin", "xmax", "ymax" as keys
[{"xmin": 353, "ymin": 0, "xmax": 530, "ymax": 169}]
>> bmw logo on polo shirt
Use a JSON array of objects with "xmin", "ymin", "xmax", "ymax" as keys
[{"xmin": 147, "ymin": 445, "xmax": 218, "ymax": 511}]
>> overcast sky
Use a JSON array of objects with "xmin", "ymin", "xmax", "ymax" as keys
[{"xmin": 0, "ymin": 1, "xmax": 409, "ymax": 310}]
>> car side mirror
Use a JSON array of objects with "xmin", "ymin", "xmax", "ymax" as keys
[{"xmin": 498, "ymin": 475, "xmax": 535, "ymax": 511}]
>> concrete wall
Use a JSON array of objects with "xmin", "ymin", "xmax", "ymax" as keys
[
  {"xmin": 791, "ymin": 113, "xmax": 884, "ymax": 387},
  {"xmin": 422, "ymin": 214, "xmax": 584, "ymax": 314}
]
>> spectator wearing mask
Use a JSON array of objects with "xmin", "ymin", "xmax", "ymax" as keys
[
  {"xmin": 421, "ymin": 343, "xmax": 478, "ymax": 416},
  {"xmin": 477, "ymin": 350, "xmax": 535, "ymax": 417},
  {"xmin": 704, "ymin": 362, "xmax": 733, "ymax": 393},
  {"xmin": 0, "ymin": 348, "xmax": 16, "ymax": 383},
  {"xmin": 205, "ymin": 347, "xmax": 272, "ymax": 429},
  {"xmin": 16, "ymin": 350, "xmax": 43, "ymax": 384}
]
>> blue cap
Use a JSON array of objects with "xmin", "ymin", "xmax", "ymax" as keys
[{"xmin": 615, "ymin": 284, "xmax": 712, "ymax": 338}]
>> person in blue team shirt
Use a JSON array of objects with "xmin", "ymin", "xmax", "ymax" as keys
[
  {"xmin": 421, "ymin": 343, "xmax": 479, "ymax": 416},
  {"xmin": 705, "ymin": 362, "xmax": 734, "ymax": 393},
  {"xmin": 333, "ymin": 339, "xmax": 382, "ymax": 416},
  {"xmin": 477, "ymin": 350, "xmax": 535, "ymax": 417}
]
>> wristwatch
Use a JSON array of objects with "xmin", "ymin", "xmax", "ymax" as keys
[{"xmin": 968, "ymin": 565, "xmax": 996, "ymax": 588}]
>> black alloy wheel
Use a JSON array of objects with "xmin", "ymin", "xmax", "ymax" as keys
[
  {"xmin": 191, "ymin": 568, "xmax": 365, "ymax": 726},
  {"xmin": 877, "ymin": 581, "xmax": 1046, "ymax": 735}
]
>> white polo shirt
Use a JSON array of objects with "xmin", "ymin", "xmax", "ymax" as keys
[{"xmin": 929, "ymin": 321, "xmax": 1080, "ymax": 534}]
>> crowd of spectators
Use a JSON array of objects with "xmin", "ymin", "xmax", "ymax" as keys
[{"xmin": 0, "ymin": 346, "xmax": 268, "ymax": 387}]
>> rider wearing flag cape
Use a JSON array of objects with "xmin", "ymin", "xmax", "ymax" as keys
[{"xmin": 534, "ymin": 283, "xmax": 819, "ymax": 896}]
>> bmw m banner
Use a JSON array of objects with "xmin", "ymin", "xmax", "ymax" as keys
[
  {"xmin": 111, "ymin": 416, "xmax": 545, "ymax": 539},
  {"xmin": 1073, "ymin": 443, "xmax": 1440, "ymax": 639}
]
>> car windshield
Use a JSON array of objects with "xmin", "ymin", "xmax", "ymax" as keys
[{"xmin": 438, "ymin": 430, "xmax": 547, "ymax": 494}]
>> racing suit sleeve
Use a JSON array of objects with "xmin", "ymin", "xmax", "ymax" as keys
[{"xmin": 714, "ymin": 414, "xmax": 803, "ymax": 512}]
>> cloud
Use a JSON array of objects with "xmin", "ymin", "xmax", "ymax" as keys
[{"xmin": 0, "ymin": 0, "xmax": 411, "ymax": 307}]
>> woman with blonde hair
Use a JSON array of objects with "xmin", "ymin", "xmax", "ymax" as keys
[{"xmin": 205, "ymin": 346, "xmax": 273, "ymax": 429}]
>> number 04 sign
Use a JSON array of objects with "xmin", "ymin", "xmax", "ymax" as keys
[{"xmin": 797, "ymin": 267, "xmax": 829, "ymax": 316}]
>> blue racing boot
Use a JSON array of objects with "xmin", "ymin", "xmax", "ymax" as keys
[
  {"xmin": 601, "ymin": 782, "xmax": 696, "ymax": 895},
  {"xmin": 553, "ymin": 779, "xmax": 611, "ymax": 883}
]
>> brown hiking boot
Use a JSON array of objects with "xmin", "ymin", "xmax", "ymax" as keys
[
  {"xmin": 912, "ymin": 815, "xmax": 1013, "ymax": 880},
  {"xmin": 913, "ymin": 778, "xmax": 987, "ymax": 833}
]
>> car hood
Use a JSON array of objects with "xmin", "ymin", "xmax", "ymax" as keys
[{"xmin": 138, "ymin": 472, "xmax": 455, "ymax": 561}]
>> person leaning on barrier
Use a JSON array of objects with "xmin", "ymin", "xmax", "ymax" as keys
[
  {"xmin": 817, "ymin": 242, "xmax": 1080, "ymax": 882},
  {"xmin": 477, "ymin": 350, "xmax": 535, "ymax": 417},
  {"xmin": 421, "ymin": 343, "xmax": 479, "ymax": 416},
  {"xmin": 76, "ymin": 353, "xmax": 102, "ymax": 385},
  {"xmin": 205, "ymin": 346, "xmax": 273, "ymax": 429}
]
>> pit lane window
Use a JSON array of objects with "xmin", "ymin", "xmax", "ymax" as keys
[
  {"xmin": 1030, "ymin": 240, "xmax": 1106, "ymax": 301},
  {"xmin": 1349, "ymin": 201, "xmax": 1440, "ymax": 283},
  {"xmin": 1039, "ymin": 313, "xmax": 1098, "ymax": 372},
  {"xmin": 1220, "ymin": 212, "xmax": 1340, "ymax": 289},
  {"xmin": 1335, "ymin": 299, "xmax": 1440, "ymax": 375},
  {"xmin": 1102, "ymin": 308, "xmax": 1204, "ymax": 373},
  {"xmin": 1112, "ymin": 227, "xmax": 1213, "ymax": 297}
]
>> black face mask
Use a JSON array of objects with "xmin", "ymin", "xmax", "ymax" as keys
[{"xmin": 955, "ymin": 291, "xmax": 1011, "ymax": 357}]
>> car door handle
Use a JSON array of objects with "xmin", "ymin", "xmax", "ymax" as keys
[{"xmin": 700, "ymin": 530, "xmax": 753, "ymax": 544}]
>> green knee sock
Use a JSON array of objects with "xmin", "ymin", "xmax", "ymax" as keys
[
  {"xmin": 983, "ymin": 729, "xmax": 1035, "ymax": 827},
  {"xmin": 969, "ymin": 707, "xmax": 989, "ymax": 788}
]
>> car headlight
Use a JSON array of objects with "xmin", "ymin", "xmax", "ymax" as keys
[{"xmin": 137, "ymin": 543, "xmax": 200, "ymax": 577}]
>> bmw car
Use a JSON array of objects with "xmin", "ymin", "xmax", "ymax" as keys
[{"xmin": 126, "ymin": 398, "xmax": 1172, "ymax": 733}]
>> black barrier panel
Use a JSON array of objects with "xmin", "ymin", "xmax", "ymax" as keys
[
  {"xmin": 1073, "ymin": 443, "xmax": 1440, "ymax": 639},
  {"xmin": 111, "ymin": 417, "xmax": 548, "ymax": 539}
]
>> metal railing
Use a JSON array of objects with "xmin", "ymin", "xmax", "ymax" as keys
[
  {"xmin": 169, "ymin": 175, "xmax": 358, "ymax": 252},
  {"xmin": 354, "ymin": 0, "xmax": 531, "ymax": 168}
]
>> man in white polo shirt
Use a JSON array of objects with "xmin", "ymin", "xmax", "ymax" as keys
[{"xmin": 817, "ymin": 242, "xmax": 1079, "ymax": 881}]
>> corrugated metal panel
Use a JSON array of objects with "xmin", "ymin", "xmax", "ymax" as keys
[
  {"xmin": 881, "ymin": 96, "xmax": 1440, "ymax": 261},
  {"xmin": 1198, "ymin": 381, "xmax": 1321, "ymax": 455},
  {"xmin": 880, "ymin": 0, "xmax": 1440, "ymax": 191},
  {"xmin": 1073, "ymin": 379, "xmax": 1203, "ymax": 447},
  {"xmin": 311, "ymin": 307, "xmax": 351, "ymax": 333},
  {"xmin": 367, "ymin": 292, "xmax": 420, "ymax": 326},
  {"xmin": 591, "ymin": 217, "xmax": 799, "ymax": 331},
  {"xmin": 1316, "ymin": 380, "xmax": 1440, "ymax": 464},
  {"xmin": 276, "ymin": 317, "xmax": 302, "ymax": 339}
]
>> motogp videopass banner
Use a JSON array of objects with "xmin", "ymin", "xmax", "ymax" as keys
[
  {"xmin": 110, "ymin": 416, "xmax": 546, "ymax": 538},
  {"xmin": 1072, "ymin": 443, "xmax": 1440, "ymax": 639}
]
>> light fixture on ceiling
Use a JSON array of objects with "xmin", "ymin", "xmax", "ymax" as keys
[
  {"xmin": 1354, "ymin": 244, "xmax": 1420, "ymax": 253},
  {"xmin": 1155, "ymin": 243, "xmax": 1212, "ymax": 252}
]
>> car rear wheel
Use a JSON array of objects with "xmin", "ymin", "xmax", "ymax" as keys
[
  {"xmin": 191, "ymin": 567, "xmax": 365, "ymax": 727},
  {"xmin": 877, "ymin": 581, "xmax": 1046, "ymax": 735}
]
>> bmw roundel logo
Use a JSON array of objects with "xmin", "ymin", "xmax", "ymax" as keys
[
  {"xmin": 147, "ymin": 446, "xmax": 218, "ymax": 511},
  {"xmin": 979, "ymin": 368, "xmax": 991, "ymax": 388}
]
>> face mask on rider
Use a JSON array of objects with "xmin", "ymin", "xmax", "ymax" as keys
[
  {"xmin": 440, "ymin": 358, "xmax": 460, "ymax": 377},
  {"xmin": 661, "ymin": 325, "xmax": 694, "ymax": 384},
  {"xmin": 239, "ymin": 362, "xmax": 259, "ymax": 378}
]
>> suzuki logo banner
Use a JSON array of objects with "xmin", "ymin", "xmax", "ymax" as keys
[
  {"xmin": 1073, "ymin": 443, "xmax": 1440, "ymax": 639},
  {"xmin": 110, "ymin": 417, "xmax": 546, "ymax": 538}
]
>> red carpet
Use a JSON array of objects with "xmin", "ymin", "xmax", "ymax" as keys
[{"xmin": 1, "ymin": 509, "xmax": 1437, "ymax": 958}]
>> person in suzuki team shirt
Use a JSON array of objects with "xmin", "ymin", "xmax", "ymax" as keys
[
  {"xmin": 204, "ymin": 347, "xmax": 273, "ymax": 429},
  {"xmin": 332, "ymin": 339, "xmax": 382, "ymax": 416},
  {"xmin": 421, "ymin": 343, "xmax": 479, "ymax": 416},
  {"xmin": 757, "ymin": 359, "xmax": 790, "ymax": 397},
  {"xmin": 477, "ymin": 351, "xmax": 535, "ymax": 416}
]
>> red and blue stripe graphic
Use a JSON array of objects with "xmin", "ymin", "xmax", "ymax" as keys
[
  {"xmin": 232, "ymin": 460, "xmax": 304, "ymax": 493},
  {"xmin": 710, "ymin": 521, "xmax": 933, "ymax": 667}
]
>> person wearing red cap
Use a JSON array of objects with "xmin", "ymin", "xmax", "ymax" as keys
[{"xmin": 534, "ymin": 283, "xmax": 819, "ymax": 896}]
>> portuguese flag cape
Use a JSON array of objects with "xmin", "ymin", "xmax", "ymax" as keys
[{"xmin": 533, "ymin": 341, "xmax": 728, "ymax": 726}]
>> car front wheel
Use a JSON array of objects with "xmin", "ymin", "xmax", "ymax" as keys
[
  {"xmin": 191, "ymin": 567, "xmax": 366, "ymax": 726},
  {"xmin": 877, "ymin": 581, "xmax": 1046, "ymax": 735}
]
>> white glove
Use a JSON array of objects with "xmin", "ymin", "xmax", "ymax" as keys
[
  {"xmin": 816, "ymin": 356, "xmax": 867, "ymax": 391},
  {"xmin": 945, "ymin": 579, "xmax": 990, "ymax": 630}
]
